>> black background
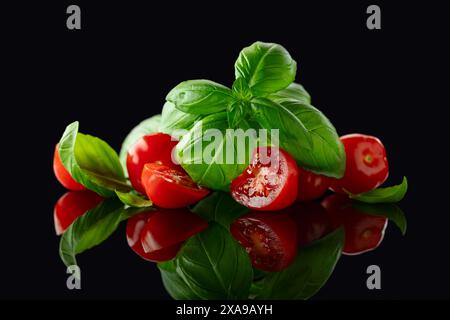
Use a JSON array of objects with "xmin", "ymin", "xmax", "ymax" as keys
[{"xmin": 1, "ymin": 1, "xmax": 449, "ymax": 299}]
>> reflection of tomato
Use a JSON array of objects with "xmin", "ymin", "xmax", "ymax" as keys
[
  {"xmin": 54, "ymin": 191, "xmax": 103, "ymax": 235},
  {"xmin": 231, "ymin": 147, "xmax": 298, "ymax": 211},
  {"xmin": 126, "ymin": 133, "xmax": 181, "ymax": 194},
  {"xmin": 329, "ymin": 134, "xmax": 389, "ymax": 194},
  {"xmin": 297, "ymin": 167, "xmax": 330, "ymax": 202},
  {"xmin": 288, "ymin": 202, "xmax": 332, "ymax": 247},
  {"xmin": 322, "ymin": 194, "xmax": 388, "ymax": 255},
  {"xmin": 141, "ymin": 163, "xmax": 209, "ymax": 208},
  {"xmin": 230, "ymin": 212, "xmax": 298, "ymax": 272},
  {"xmin": 140, "ymin": 208, "xmax": 208, "ymax": 254},
  {"xmin": 53, "ymin": 144, "xmax": 86, "ymax": 191},
  {"xmin": 126, "ymin": 212, "xmax": 183, "ymax": 262}
]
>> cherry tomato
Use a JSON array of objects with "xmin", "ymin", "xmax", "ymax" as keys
[
  {"xmin": 126, "ymin": 212, "xmax": 183, "ymax": 262},
  {"xmin": 230, "ymin": 147, "xmax": 298, "ymax": 211},
  {"xmin": 141, "ymin": 163, "xmax": 210, "ymax": 208},
  {"xmin": 54, "ymin": 190, "xmax": 103, "ymax": 235},
  {"xmin": 329, "ymin": 134, "xmax": 389, "ymax": 194},
  {"xmin": 288, "ymin": 202, "xmax": 332, "ymax": 247},
  {"xmin": 53, "ymin": 144, "xmax": 86, "ymax": 191},
  {"xmin": 322, "ymin": 194, "xmax": 388, "ymax": 255},
  {"xmin": 296, "ymin": 167, "xmax": 330, "ymax": 202},
  {"xmin": 126, "ymin": 133, "xmax": 181, "ymax": 194},
  {"xmin": 140, "ymin": 208, "xmax": 208, "ymax": 253},
  {"xmin": 230, "ymin": 211, "xmax": 298, "ymax": 272}
]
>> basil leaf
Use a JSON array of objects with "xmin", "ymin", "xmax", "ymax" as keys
[
  {"xmin": 158, "ymin": 260, "xmax": 200, "ymax": 300},
  {"xmin": 235, "ymin": 41, "xmax": 297, "ymax": 96},
  {"xmin": 232, "ymin": 77, "xmax": 252, "ymax": 101},
  {"xmin": 174, "ymin": 223, "xmax": 253, "ymax": 299},
  {"xmin": 176, "ymin": 112, "xmax": 255, "ymax": 191},
  {"xmin": 250, "ymin": 97, "xmax": 313, "ymax": 151},
  {"xmin": 159, "ymin": 101, "xmax": 202, "ymax": 135},
  {"xmin": 255, "ymin": 228, "xmax": 344, "ymax": 300},
  {"xmin": 351, "ymin": 202, "xmax": 407, "ymax": 235},
  {"xmin": 267, "ymin": 82, "xmax": 311, "ymax": 105},
  {"xmin": 59, "ymin": 122, "xmax": 131, "ymax": 197},
  {"xmin": 115, "ymin": 190, "xmax": 152, "ymax": 208},
  {"xmin": 227, "ymin": 101, "xmax": 247, "ymax": 128},
  {"xmin": 348, "ymin": 177, "xmax": 408, "ymax": 203},
  {"xmin": 59, "ymin": 197, "xmax": 141, "ymax": 268},
  {"xmin": 166, "ymin": 80, "xmax": 233, "ymax": 115},
  {"xmin": 119, "ymin": 114, "xmax": 161, "ymax": 172},
  {"xmin": 190, "ymin": 191, "xmax": 249, "ymax": 228}
]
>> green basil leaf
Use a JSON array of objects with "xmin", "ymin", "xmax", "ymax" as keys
[
  {"xmin": 235, "ymin": 41, "xmax": 297, "ymax": 96},
  {"xmin": 115, "ymin": 190, "xmax": 152, "ymax": 208},
  {"xmin": 119, "ymin": 114, "xmax": 161, "ymax": 172},
  {"xmin": 267, "ymin": 82, "xmax": 311, "ymax": 105},
  {"xmin": 348, "ymin": 177, "xmax": 408, "ymax": 203},
  {"xmin": 166, "ymin": 80, "xmax": 233, "ymax": 115},
  {"xmin": 159, "ymin": 101, "xmax": 203, "ymax": 135},
  {"xmin": 255, "ymin": 228, "xmax": 344, "ymax": 300},
  {"xmin": 174, "ymin": 223, "xmax": 253, "ymax": 299},
  {"xmin": 351, "ymin": 202, "xmax": 407, "ymax": 235},
  {"xmin": 158, "ymin": 260, "xmax": 200, "ymax": 300},
  {"xmin": 232, "ymin": 77, "xmax": 252, "ymax": 101},
  {"xmin": 190, "ymin": 191, "xmax": 249, "ymax": 228},
  {"xmin": 59, "ymin": 197, "xmax": 141, "ymax": 268},
  {"xmin": 227, "ymin": 101, "xmax": 248, "ymax": 128}
]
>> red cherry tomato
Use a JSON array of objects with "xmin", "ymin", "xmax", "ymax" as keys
[
  {"xmin": 54, "ymin": 191, "xmax": 103, "ymax": 235},
  {"xmin": 126, "ymin": 133, "xmax": 181, "ymax": 194},
  {"xmin": 141, "ymin": 163, "xmax": 210, "ymax": 208},
  {"xmin": 126, "ymin": 212, "xmax": 183, "ymax": 262},
  {"xmin": 296, "ymin": 167, "xmax": 330, "ymax": 202},
  {"xmin": 230, "ymin": 147, "xmax": 298, "ymax": 211},
  {"xmin": 230, "ymin": 211, "xmax": 298, "ymax": 272},
  {"xmin": 322, "ymin": 194, "xmax": 388, "ymax": 255},
  {"xmin": 329, "ymin": 134, "xmax": 389, "ymax": 194},
  {"xmin": 53, "ymin": 144, "xmax": 86, "ymax": 191},
  {"xmin": 140, "ymin": 208, "xmax": 208, "ymax": 253}
]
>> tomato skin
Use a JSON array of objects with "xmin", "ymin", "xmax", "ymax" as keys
[
  {"xmin": 329, "ymin": 134, "xmax": 389, "ymax": 194},
  {"xmin": 230, "ymin": 147, "xmax": 299, "ymax": 211},
  {"xmin": 126, "ymin": 212, "xmax": 183, "ymax": 262},
  {"xmin": 322, "ymin": 194, "xmax": 388, "ymax": 255},
  {"xmin": 53, "ymin": 144, "xmax": 86, "ymax": 191},
  {"xmin": 54, "ymin": 191, "xmax": 103, "ymax": 235},
  {"xmin": 230, "ymin": 211, "xmax": 298, "ymax": 272},
  {"xmin": 140, "ymin": 208, "xmax": 208, "ymax": 253},
  {"xmin": 126, "ymin": 133, "xmax": 181, "ymax": 194},
  {"xmin": 141, "ymin": 163, "xmax": 209, "ymax": 208},
  {"xmin": 296, "ymin": 168, "xmax": 330, "ymax": 202}
]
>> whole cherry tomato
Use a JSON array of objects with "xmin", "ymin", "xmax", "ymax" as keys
[
  {"xmin": 329, "ymin": 134, "xmax": 389, "ymax": 194},
  {"xmin": 53, "ymin": 144, "xmax": 86, "ymax": 191},
  {"xmin": 231, "ymin": 147, "xmax": 298, "ymax": 211},
  {"xmin": 126, "ymin": 133, "xmax": 181, "ymax": 194},
  {"xmin": 296, "ymin": 167, "xmax": 330, "ymax": 202}
]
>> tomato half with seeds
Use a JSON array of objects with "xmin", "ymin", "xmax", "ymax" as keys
[
  {"xmin": 329, "ymin": 134, "xmax": 389, "ymax": 194},
  {"xmin": 140, "ymin": 208, "xmax": 208, "ymax": 254},
  {"xmin": 126, "ymin": 133, "xmax": 181, "ymax": 194},
  {"xmin": 141, "ymin": 163, "xmax": 210, "ymax": 208},
  {"xmin": 297, "ymin": 167, "xmax": 330, "ymax": 202},
  {"xmin": 230, "ymin": 147, "xmax": 298, "ymax": 211},
  {"xmin": 53, "ymin": 144, "xmax": 86, "ymax": 191},
  {"xmin": 126, "ymin": 212, "xmax": 184, "ymax": 262},
  {"xmin": 230, "ymin": 211, "xmax": 298, "ymax": 272}
]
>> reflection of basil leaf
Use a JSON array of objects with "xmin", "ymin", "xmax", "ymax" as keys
[
  {"xmin": 59, "ymin": 122, "xmax": 131, "ymax": 197},
  {"xmin": 255, "ymin": 228, "xmax": 344, "ymax": 300},
  {"xmin": 349, "ymin": 177, "xmax": 408, "ymax": 203},
  {"xmin": 115, "ymin": 190, "xmax": 152, "ymax": 208},
  {"xmin": 351, "ymin": 202, "xmax": 407, "ymax": 235},
  {"xmin": 159, "ymin": 102, "xmax": 202, "ymax": 135},
  {"xmin": 268, "ymin": 82, "xmax": 311, "ymax": 105}
]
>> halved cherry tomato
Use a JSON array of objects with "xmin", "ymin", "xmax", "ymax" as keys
[
  {"xmin": 53, "ymin": 144, "xmax": 86, "ymax": 191},
  {"xmin": 329, "ymin": 134, "xmax": 389, "ymax": 194},
  {"xmin": 54, "ymin": 190, "xmax": 103, "ymax": 235},
  {"xmin": 126, "ymin": 133, "xmax": 181, "ymax": 194},
  {"xmin": 140, "ymin": 208, "xmax": 208, "ymax": 253},
  {"xmin": 230, "ymin": 147, "xmax": 298, "ymax": 211},
  {"xmin": 141, "ymin": 163, "xmax": 209, "ymax": 208},
  {"xmin": 230, "ymin": 211, "xmax": 298, "ymax": 272},
  {"xmin": 297, "ymin": 167, "xmax": 330, "ymax": 202},
  {"xmin": 322, "ymin": 194, "xmax": 388, "ymax": 255},
  {"xmin": 126, "ymin": 212, "xmax": 183, "ymax": 262}
]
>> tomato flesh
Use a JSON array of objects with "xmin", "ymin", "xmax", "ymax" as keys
[
  {"xmin": 231, "ymin": 147, "xmax": 298, "ymax": 211},
  {"xmin": 126, "ymin": 133, "xmax": 181, "ymax": 194},
  {"xmin": 230, "ymin": 212, "xmax": 298, "ymax": 272},
  {"xmin": 296, "ymin": 167, "xmax": 330, "ymax": 202},
  {"xmin": 53, "ymin": 144, "xmax": 86, "ymax": 191},
  {"xmin": 141, "ymin": 163, "xmax": 209, "ymax": 208}
]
